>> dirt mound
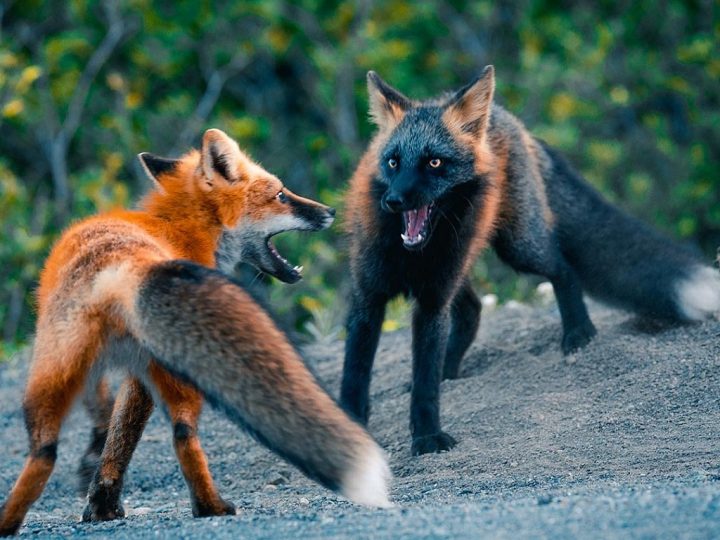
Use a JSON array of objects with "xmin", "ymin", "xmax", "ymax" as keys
[{"xmin": 1, "ymin": 300, "xmax": 719, "ymax": 538}]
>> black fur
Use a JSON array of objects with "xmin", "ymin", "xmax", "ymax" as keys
[
  {"xmin": 341, "ymin": 119, "xmax": 489, "ymax": 453},
  {"xmin": 76, "ymin": 427, "xmax": 108, "ymax": 494},
  {"xmin": 83, "ymin": 470, "xmax": 125, "ymax": 523},
  {"xmin": 32, "ymin": 441, "xmax": 58, "ymax": 461},
  {"xmin": 138, "ymin": 153, "xmax": 179, "ymax": 178},
  {"xmin": 342, "ymin": 77, "xmax": 715, "ymax": 456},
  {"xmin": 368, "ymin": 71, "xmax": 411, "ymax": 111},
  {"xmin": 209, "ymin": 144, "xmax": 232, "ymax": 180},
  {"xmin": 539, "ymin": 142, "xmax": 700, "ymax": 320},
  {"xmin": 378, "ymin": 106, "xmax": 477, "ymax": 213},
  {"xmin": 173, "ymin": 422, "xmax": 194, "ymax": 442}
]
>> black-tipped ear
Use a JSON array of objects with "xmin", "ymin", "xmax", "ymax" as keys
[
  {"xmin": 367, "ymin": 71, "xmax": 411, "ymax": 130},
  {"xmin": 138, "ymin": 153, "xmax": 179, "ymax": 189},
  {"xmin": 443, "ymin": 65, "xmax": 495, "ymax": 138}
]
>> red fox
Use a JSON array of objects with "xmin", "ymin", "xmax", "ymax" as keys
[
  {"xmin": 340, "ymin": 66, "xmax": 720, "ymax": 456},
  {"xmin": 0, "ymin": 129, "xmax": 391, "ymax": 536}
]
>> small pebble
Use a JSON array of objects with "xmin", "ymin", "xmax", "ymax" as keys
[{"xmin": 537, "ymin": 494, "xmax": 553, "ymax": 505}]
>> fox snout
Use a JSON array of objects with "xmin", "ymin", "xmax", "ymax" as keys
[
  {"xmin": 320, "ymin": 206, "xmax": 336, "ymax": 229},
  {"xmin": 382, "ymin": 191, "xmax": 405, "ymax": 213},
  {"xmin": 380, "ymin": 172, "xmax": 424, "ymax": 213},
  {"xmin": 381, "ymin": 186, "xmax": 422, "ymax": 213},
  {"xmin": 286, "ymin": 191, "xmax": 335, "ymax": 230}
]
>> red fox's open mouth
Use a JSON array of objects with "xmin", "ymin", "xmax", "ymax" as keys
[
  {"xmin": 265, "ymin": 236, "xmax": 303, "ymax": 284},
  {"xmin": 401, "ymin": 203, "xmax": 434, "ymax": 249}
]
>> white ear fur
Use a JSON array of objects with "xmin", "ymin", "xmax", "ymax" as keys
[{"xmin": 201, "ymin": 128, "xmax": 243, "ymax": 183}]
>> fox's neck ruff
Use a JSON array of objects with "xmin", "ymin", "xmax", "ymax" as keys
[{"xmin": 141, "ymin": 185, "xmax": 223, "ymax": 263}]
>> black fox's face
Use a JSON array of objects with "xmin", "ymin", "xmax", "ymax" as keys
[
  {"xmin": 367, "ymin": 67, "xmax": 495, "ymax": 250},
  {"xmin": 378, "ymin": 107, "xmax": 478, "ymax": 247}
]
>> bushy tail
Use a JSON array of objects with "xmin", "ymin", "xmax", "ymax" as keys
[
  {"xmin": 542, "ymin": 143, "xmax": 720, "ymax": 321},
  {"xmin": 127, "ymin": 260, "xmax": 391, "ymax": 507}
]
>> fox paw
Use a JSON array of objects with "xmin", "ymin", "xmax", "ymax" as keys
[
  {"xmin": 561, "ymin": 321, "xmax": 597, "ymax": 355},
  {"xmin": 340, "ymin": 398, "xmax": 370, "ymax": 426},
  {"xmin": 82, "ymin": 501, "xmax": 125, "ymax": 522},
  {"xmin": 0, "ymin": 502, "xmax": 22, "ymax": 536},
  {"xmin": 442, "ymin": 364, "xmax": 461, "ymax": 380},
  {"xmin": 192, "ymin": 497, "xmax": 236, "ymax": 518},
  {"xmin": 411, "ymin": 432, "xmax": 457, "ymax": 456},
  {"xmin": 0, "ymin": 523, "xmax": 20, "ymax": 537}
]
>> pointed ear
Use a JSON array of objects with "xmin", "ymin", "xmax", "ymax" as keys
[
  {"xmin": 367, "ymin": 71, "xmax": 411, "ymax": 131},
  {"xmin": 138, "ymin": 152, "xmax": 179, "ymax": 191},
  {"xmin": 201, "ymin": 128, "xmax": 243, "ymax": 185},
  {"xmin": 443, "ymin": 65, "xmax": 495, "ymax": 139}
]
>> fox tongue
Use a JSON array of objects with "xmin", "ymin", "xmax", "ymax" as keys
[{"xmin": 402, "ymin": 205, "xmax": 431, "ymax": 246}]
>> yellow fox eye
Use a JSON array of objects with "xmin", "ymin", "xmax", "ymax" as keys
[
  {"xmin": 429, "ymin": 158, "xmax": 442, "ymax": 168},
  {"xmin": 388, "ymin": 158, "xmax": 398, "ymax": 169}
]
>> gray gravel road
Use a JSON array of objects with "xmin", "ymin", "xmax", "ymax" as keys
[{"xmin": 1, "ymin": 301, "xmax": 719, "ymax": 539}]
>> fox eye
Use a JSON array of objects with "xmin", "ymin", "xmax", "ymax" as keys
[
  {"xmin": 387, "ymin": 158, "xmax": 398, "ymax": 169},
  {"xmin": 428, "ymin": 158, "xmax": 442, "ymax": 168},
  {"xmin": 276, "ymin": 191, "xmax": 288, "ymax": 203}
]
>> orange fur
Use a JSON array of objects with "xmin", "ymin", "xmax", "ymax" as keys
[{"xmin": 0, "ymin": 128, "xmax": 328, "ymax": 535}]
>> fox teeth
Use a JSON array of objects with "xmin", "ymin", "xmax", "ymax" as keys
[
  {"xmin": 401, "ymin": 233, "xmax": 424, "ymax": 245},
  {"xmin": 294, "ymin": 265, "xmax": 303, "ymax": 273}
]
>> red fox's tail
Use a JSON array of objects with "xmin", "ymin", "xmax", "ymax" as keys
[{"xmin": 125, "ymin": 260, "xmax": 391, "ymax": 507}]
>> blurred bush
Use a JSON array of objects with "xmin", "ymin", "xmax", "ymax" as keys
[{"xmin": 1, "ymin": 0, "xmax": 718, "ymax": 353}]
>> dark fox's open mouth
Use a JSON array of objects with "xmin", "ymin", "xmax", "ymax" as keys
[
  {"xmin": 264, "ymin": 234, "xmax": 304, "ymax": 284},
  {"xmin": 401, "ymin": 203, "xmax": 435, "ymax": 249}
]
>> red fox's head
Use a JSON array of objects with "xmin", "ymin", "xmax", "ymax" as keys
[
  {"xmin": 139, "ymin": 129, "xmax": 335, "ymax": 283},
  {"xmin": 365, "ymin": 66, "xmax": 495, "ymax": 250}
]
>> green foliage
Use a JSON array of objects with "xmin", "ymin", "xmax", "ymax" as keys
[{"xmin": 1, "ymin": 0, "xmax": 718, "ymax": 355}]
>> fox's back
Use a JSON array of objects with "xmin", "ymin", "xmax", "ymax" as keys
[{"xmin": 37, "ymin": 212, "xmax": 174, "ymax": 318}]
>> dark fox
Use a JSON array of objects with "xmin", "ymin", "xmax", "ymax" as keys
[
  {"xmin": 340, "ymin": 66, "xmax": 720, "ymax": 456},
  {"xmin": 0, "ymin": 129, "xmax": 390, "ymax": 536}
]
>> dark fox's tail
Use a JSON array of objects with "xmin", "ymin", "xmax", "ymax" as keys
[
  {"xmin": 125, "ymin": 260, "xmax": 391, "ymax": 507},
  {"xmin": 542, "ymin": 143, "xmax": 720, "ymax": 321}
]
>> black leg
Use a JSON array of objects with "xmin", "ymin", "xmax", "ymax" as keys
[
  {"xmin": 340, "ymin": 292, "xmax": 387, "ymax": 424},
  {"xmin": 549, "ymin": 262, "xmax": 596, "ymax": 354},
  {"xmin": 410, "ymin": 304, "xmax": 457, "ymax": 455},
  {"xmin": 443, "ymin": 281, "xmax": 481, "ymax": 380},
  {"xmin": 77, "ymin": 378, "xmax": 114, "ymax": 494},
  {"xmin": 494, "ymin": 228, "xmax": 596, "ymax": 355},
  {"xmin": 83, "ymin": 378, "xmax": 154, "ymax": 522}
]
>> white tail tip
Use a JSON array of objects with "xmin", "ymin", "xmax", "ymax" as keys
[
  {"xmin": 676, "ymin": 266, "xmax": 720, "ymax": 320},
  {"xmin": 341, "ymin": 444, "xmax": 393, "ymax": 508}
]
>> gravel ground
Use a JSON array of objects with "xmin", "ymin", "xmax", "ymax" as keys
[{"xmin": 1, "ymin": 300, "xmax": 719, "ymax": 539}]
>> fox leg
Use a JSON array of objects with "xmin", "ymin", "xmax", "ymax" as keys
[
  {"xmin": 0, "ymin": 331, "xmax": 99, "ymax": 536},
  {"xmin": 83, "ymin": 377, "xmax": 154, "ymax": 522},
  {"xmin": 548, "ymin": 262, "xmax": 597, "ymax": 353},
  {"xmin": 340, "ymin": 290, "xmax": 388, "ymax": 424},
  {"xmin": 410, "ymin": 299, "xmax": 457, "ymax": 455},
  {"xmin": 77, "ymin": 377, "xmax": 115, "ymax": 494},
  {"xmin": 443, "ymin": 281, "xmax": 481, "ymax": 380},
  {"xmin": 494, "ymin": 230, "xmax": 596, "ymax": 354},
  {"xmin": 148, "ymin": 363, "xmax": 236, "ymax": 518}
]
